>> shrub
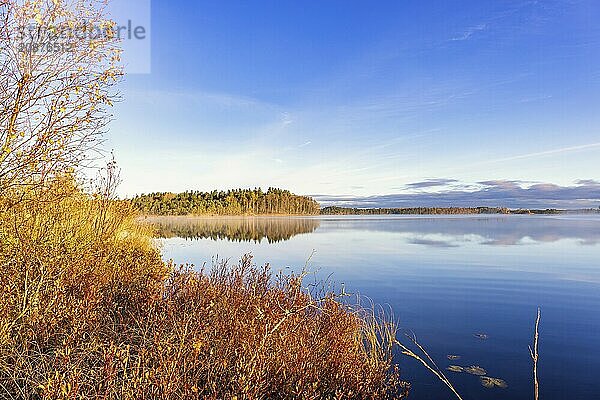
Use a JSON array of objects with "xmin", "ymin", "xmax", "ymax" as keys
[{"xmin": 0, "ymin": 181, "xmax": 407, "ymax": 399}]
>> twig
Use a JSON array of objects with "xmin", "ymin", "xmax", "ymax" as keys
[{"xmin": 529, "ymin": 308, "xmax": 541, "ymax": 400}]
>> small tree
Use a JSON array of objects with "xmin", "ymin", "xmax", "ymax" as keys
[{"xmin": 0, "ymin": 0, "xmax": 121, "ymax": 193}]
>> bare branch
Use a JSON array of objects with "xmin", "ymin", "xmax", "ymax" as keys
[
  {"xmin": 0, "ymin": 0, "xmax": 122, "ymax": 195},
  {"xmin": 530, "ymin": 307, "xmax": 541, "ymax": 400}
]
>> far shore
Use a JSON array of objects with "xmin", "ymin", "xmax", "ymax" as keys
[{"xmin": 136, "ymin": 207, "xmax": 599, "ymax": 219}]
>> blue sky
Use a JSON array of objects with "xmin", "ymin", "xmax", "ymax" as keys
[{"xmin": 108, "ymin": 0, "xmax": 600, "ymax": 207}]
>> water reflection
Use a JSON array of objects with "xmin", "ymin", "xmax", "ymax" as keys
[
  {"xmin": 147, "ymin": 215, "xmax": 600, "ymax": 247},
  {"xmin": 146, "ymin": 216, "xmax": 321, "ymax": 243},
  {"xmin": 317, "ymin": 215, "xmax": 600, "ymax": 247}
]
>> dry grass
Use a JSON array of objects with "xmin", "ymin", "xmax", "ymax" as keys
[
  {"xmin": 0, "ymin": 180, "xmax": 408, "ymax": 399},
  {"xmin": 395, "ymin": 334, "xmax": 464, "ymax": 400}
]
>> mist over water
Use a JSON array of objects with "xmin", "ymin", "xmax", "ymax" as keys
[{"xmin": 157, "ymin": 215, "xmax": 600, "ymax": 400}]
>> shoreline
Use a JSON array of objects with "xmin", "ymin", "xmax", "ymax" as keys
[{"xmin": 136, "ymin": 209, "xmax": 599, "ymax": 219}]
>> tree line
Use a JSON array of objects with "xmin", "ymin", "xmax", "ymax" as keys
[
  {"xmin": 132, "ymin": 192, "xmax": 570, "ymax": 217},
  {"xmin": 321, "ymin": 206, "xmax": 564, "ymax": 215},
  {"xmin": 131, "ymin": 188, "xmax": 321, "ymax": 216}
]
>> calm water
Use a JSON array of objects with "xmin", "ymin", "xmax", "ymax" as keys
[{"xmin": 154, "ymin": 215, "xmax": 600, "ymax": 400}]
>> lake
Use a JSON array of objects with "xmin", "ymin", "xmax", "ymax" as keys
[{"xmin": 152, "ymin": 214, "xmax": 600, "ymax": 400}]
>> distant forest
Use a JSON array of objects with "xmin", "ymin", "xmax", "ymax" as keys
[
  {"xmin": 130, "ymin": 189, "xmax": 575, "ymax": 216},
  {"xmin": 320, "ymin": 206, "xmax": 564, "ymax": 215},
  {"xmin": 131, "ymin": 188, "xmax": 321, "ymax": 216}
]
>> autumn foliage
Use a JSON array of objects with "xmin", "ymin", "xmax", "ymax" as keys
[
  {"xmin": 0, "ymin": 0, "xmax": 121, "ymax": 192},
  {"xmin": 0, "ymin": 1, "xmax": 408, "ymax": 398},
  {"xmin": 0, "ymin": 180, "xmax": 408, "ymax": 399}
]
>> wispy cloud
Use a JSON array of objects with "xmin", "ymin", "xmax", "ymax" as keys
[
  {"xmin": 451, "ymin": 23, "xmax": 488, "ymax": 41},
  {"xmin": 281, "ymin": 112, "xmax": 294, "ymax": 126},
  {"xmin": 518, "ymin": 94, "xmax": 553, "ymax": 103},
  {"xmin": 126, "ymin": 88, "xmax": 280, "ymax": 111},
  {"xmin": 406, "ymin": 178, "xmax": 458, "ymax": 189},
  {"xmin": 490, "ymin": 142, "xmax": 600, "ymax": 163},
  {"xmin": 441, "ymin": 142, "xmax": 600, "ymax": 177},
  {"xmin": 448, "ymin": 0, "xmax": 557, "ymax": 43}
]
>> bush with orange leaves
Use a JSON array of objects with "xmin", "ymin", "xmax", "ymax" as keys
[{"xmin": 0, "ymin": 180, "xmax": 408, "ymax": 399}]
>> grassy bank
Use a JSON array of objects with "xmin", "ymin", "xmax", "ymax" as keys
[{"xmin": 0, "ymin": 181, "xmax": 408, "ymax": 399}]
